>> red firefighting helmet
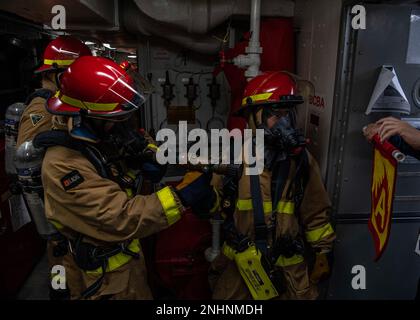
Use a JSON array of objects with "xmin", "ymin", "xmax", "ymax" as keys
[
  {"xmin": 46, "ymin": 56, "xmax": 145, "ymax": 118},
  {"xmin": 236, "ymin": 71, "xmax": 304, "ymax": 116},
  {"xmin": 35, "ymin": 36, "xmax": 92, "ymax": 74}
]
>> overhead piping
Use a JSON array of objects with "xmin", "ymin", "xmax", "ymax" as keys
[
  {"xmin": 124, "ymin": 0, "xmax": 292, "ymax": 55},
  {"xmin": 123, "ymin": 0, "xmax": 221, "ymax": 54}
]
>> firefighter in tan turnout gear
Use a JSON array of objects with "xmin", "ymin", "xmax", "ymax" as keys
[
  {"xmin": 15, "ymin": 36, "xmax": 91, "ymax": 300},
  {"xmin": 209, "ymin": 71, "xmax": 336, "ymax": 300},
  {"xmin": 33, "ymin": 56, "xmax": 214, "ymax": 299}
]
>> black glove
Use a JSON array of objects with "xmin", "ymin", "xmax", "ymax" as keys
[
  {"xmin": 141, "ymin": 161, "xmax": 167, "ymax": 183},
  {"xmin": 175, "ymin": 171, "xmax": 216, "ymax": 216},
  {"xmin": 190, "ymin": 191, "xmax": 218, "ymax": 218}
]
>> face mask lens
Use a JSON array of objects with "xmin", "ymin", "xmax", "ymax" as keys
[{"xmin": 262, "ymin": 106, "xmax": 289, "ymax": 127}]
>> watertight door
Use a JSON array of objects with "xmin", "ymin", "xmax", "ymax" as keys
[{"xmin": 327, "ymin": 3, "xmax": 420, "ymax": 299}]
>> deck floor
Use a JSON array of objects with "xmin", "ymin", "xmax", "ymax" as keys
[{"xmin": 17, "ymin": 253, "xmax": 49, "ymax": 300}]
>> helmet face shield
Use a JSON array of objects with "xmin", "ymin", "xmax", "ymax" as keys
[
  {"xmin": 284, "ymin": 72, "xmax": 315, "ymax": 103},
  {"xmin": 87, "ymin": 60, "xmax": 149, "ymax": 118},
  {"xmin": 126, "ymin": 67, "xmax": 154, "ymax": 101},
  {"xmin": 86, "ymin": 71, "xmax": 145, "ymax": 118}
]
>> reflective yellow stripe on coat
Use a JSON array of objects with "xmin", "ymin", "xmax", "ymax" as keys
[
  {"xmin": 156, "ymin": 186, "xmax": 181, "ymax": 226},
  {"xmin": 236, "ymin": 199, "xmax": 272, "ymax": 215},
  {"xmin": 276, "ymin": 200, "xmax": 295, "ymax": 215},
  {"xmin": 305, "ymin": 223, "xmax": 334, "ymax": 243}
]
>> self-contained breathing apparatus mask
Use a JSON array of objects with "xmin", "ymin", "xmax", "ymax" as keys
[
  {"xmin": 259, "ymin": 108, "xmax": 307, "ymax": 169},
  {"xmin": 71, "ymin": 115, "xmax": 160, "ymax": 169},
  {"xmin": 106, "ymin": 122, "xmax": 167, "ymax": 184},
  {"xmin": 107, "ymin": 123, "xmax": 154, "ymax": 164}
]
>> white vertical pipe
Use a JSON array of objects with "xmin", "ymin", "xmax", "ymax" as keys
[
  {"xmin": 249, "ymin": 0, "xmax": 261, "ymax": 50},
  {"xmin": 205, "ymin": 218, "xmax": 223, "ymax": 262},
  {"xmin": 233, "ymin": 0, "xmax": 262, "ymax": 78},
  {"xmin": 246, "ymin": 0, "xmax": 262, "ymax": 78}
]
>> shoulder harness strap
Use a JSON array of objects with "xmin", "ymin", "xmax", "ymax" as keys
[
  {"xmin": 250, "ymin": 173, "xmax": 268, "ymax": 254},
  {"xmin": 286, "ymin": 149, "xmax": 310, "ymax": 212},
  {"xmin": 33, "ymin": 130, "xmax": 109, "ymax": 179},
  {"xmin": 25, "ymin": 88, "xmax": 53, "ymax": 104}
]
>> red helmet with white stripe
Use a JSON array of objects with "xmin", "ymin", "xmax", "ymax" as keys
[
  {"xmin": 35, "ymin": 36, "xmax": 91, "ymax": 74},
  {"xmin": 46, "ymin": 56, "xmax": 145, "ymax": 119}
]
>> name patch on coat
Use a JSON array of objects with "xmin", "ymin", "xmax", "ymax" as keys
[{"xmin": 61, "ymin": 170, "xmax": 84, "ymax": 191}]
